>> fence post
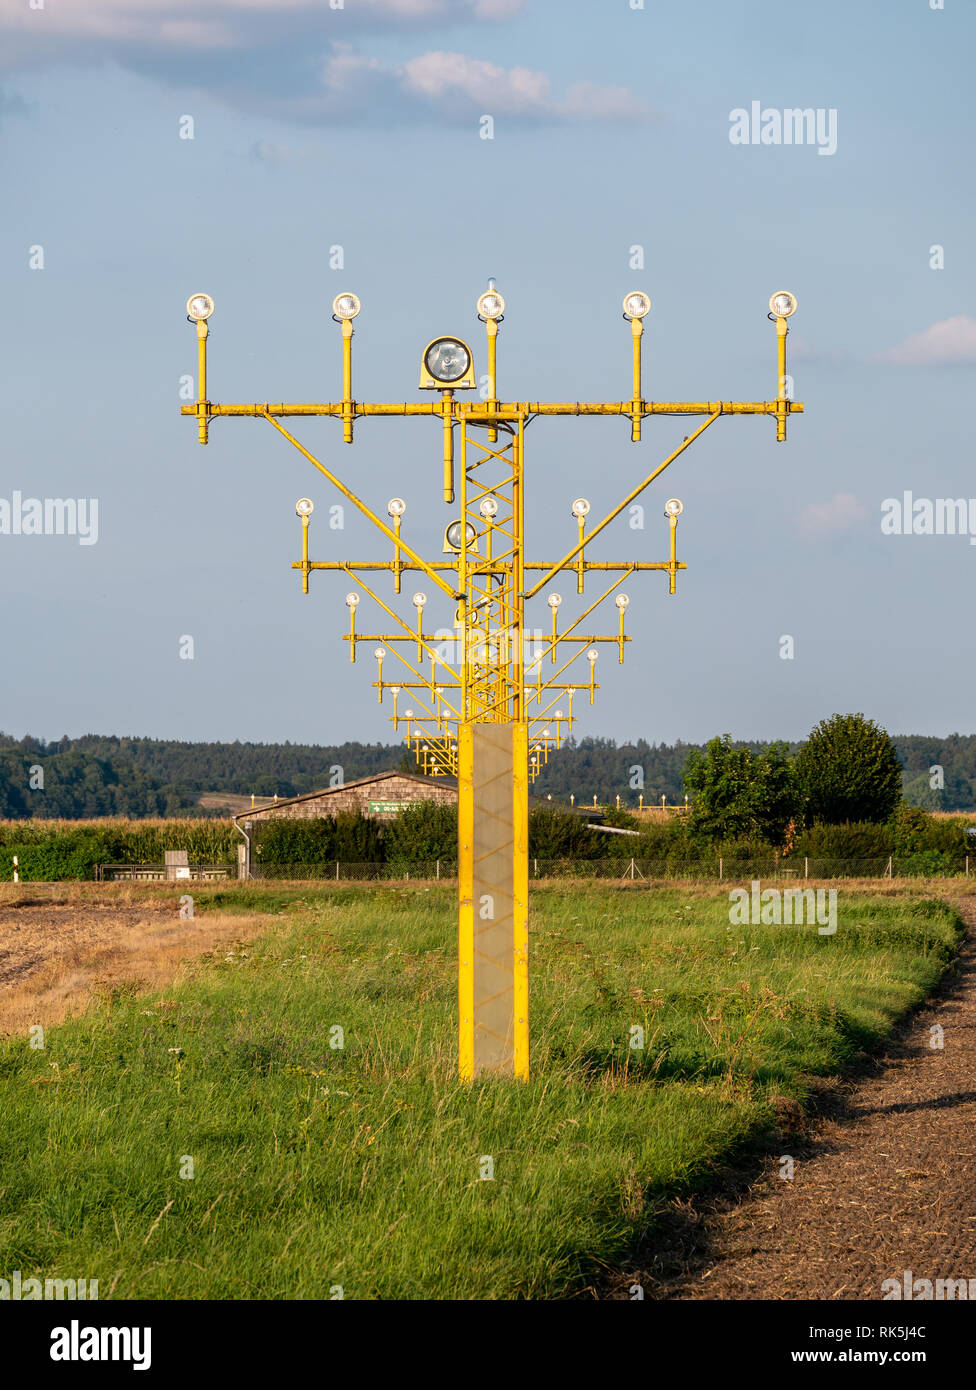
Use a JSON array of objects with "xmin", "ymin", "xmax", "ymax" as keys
[
  {"xmin": 436, "ymin": 859, "xmax": 440, "ymax": 880},
  {"xmin": 967, "ymin": 855, "xmax": 970, "ymax": 878},
  {"xmin": 533, "ymin": 858, "xmax": 538, "ymax": 877},
  {"xmin": 886, "ymin": 855, "xmax": 893, "ymax": 879},
  {"xmin": 718, "ymin": 856, "xmax": 723, "ymax": 881},
  {"xmin": 804, "ymin": 856, "xmax": 809, "ymax": 879},
  {"xmin": 336, "ymin": 861, "xmax": 340, "ymax": 881},
  {"xmin": 12, "ymin": 854, "xmax": 19, "ymax": 884},
  {"xmin": 629, "ymin": 857, "xmax": 635, "ymax": 879}
]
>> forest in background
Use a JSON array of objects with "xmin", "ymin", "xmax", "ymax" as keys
[{"xmin": 0, "ymin": 729, "xmax": 973, "ymax": 819}]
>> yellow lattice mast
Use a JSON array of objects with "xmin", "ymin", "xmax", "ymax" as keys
[{"xmin": 182, "ymin": 284, "xmax": 802, "ymax": 1081}]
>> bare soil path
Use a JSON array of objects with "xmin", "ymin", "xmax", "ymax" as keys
[
  {"xmin": 0, "ymin": 887, "xmax": 271, "ymax": 1036},
  {"xmin": 651, "ymin": 897, "xmax": 976, "ymax": 1300}
]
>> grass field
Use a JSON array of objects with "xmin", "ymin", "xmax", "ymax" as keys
[{"xmin": 0, "ymin": 882, "xmax": 965, "ymax": 1299}]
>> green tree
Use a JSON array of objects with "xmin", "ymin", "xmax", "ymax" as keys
[
  {"xmin": 795, "ymin": 713, "xmax": 902, "ymax": 825},
  {"xmin": 682, "ymin": 735, "xmax": 798, "ymax": 845}
]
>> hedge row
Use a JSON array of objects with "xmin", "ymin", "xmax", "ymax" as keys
[{"xmin": 1, "ymin": 804, "xmax": 973, "ymax": 882}]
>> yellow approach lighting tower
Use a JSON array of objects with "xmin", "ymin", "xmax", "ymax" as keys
[{"xmin": 182, "ymin": 282, "xmax": 803, "ymax": 1082}]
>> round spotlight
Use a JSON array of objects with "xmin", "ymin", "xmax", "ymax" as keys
[
  {"xmin": 588, "ymin": 648, "xmax": 598, "ymax": 662},
  {"xmin": 769, "ymin": 290, "xmax": 797, "ymax": 318},
  {"xmin": 332, "ymin": 292, "xmax": 361, "ymax": 321},
  {"xmin": 623, "ymin": 291, "xmax": 651, "ymax": 320},
  {"xmin": 571, "ymin": 498, "xmax": 591, "ymax": 519},
  {"xmin": 186, "ymin": 292, "xmax": 215, "ymax": 322},
  {"xmin": 477, "ymin": 288, "xmax": 506, "ymax": 321},
  {"xmin": 548, "ymin": 593, "xmax": 562, "ymax": 608},
  {"xmin": 479, "ymin": 497, "xmax": 499, "ymax": 519},
  {"xmin": 424, "ymin": 338, "xmax": 471, "ymax": 384},
  {"xmin": 295, "ymin": 497, "xmax": 314, "ymax": 518},
  {"xmin": 664, "ymin": 497, "xmax": 683, "ymax": 517},
  {"xmin": 387, "ymin": 497, "xmax": 406, "ymax": 518},
  {"xmin": 404, "ymin": 709, "xmax": 414, "ymax": 719},
  {"xmin": 412, "ymin": 591, "xmax": 428, "ymax": 608},
  {"xmin": 615, "ymin": 593, "xmax": 630, "ymax": 609},
  {"xmin": 445, "ymin": 519, "xmax": 478, "ymax": 551},
  {"xmin": 554, "ymin": 709, "xmax": 563, "ymax": 719},
  {"xmin": 374, "ymin": 647, "xmax": 386, "ymax": 660},
  {"xmin": 345, "ymin": 592, "xmax": 360, "ymax": 608}
]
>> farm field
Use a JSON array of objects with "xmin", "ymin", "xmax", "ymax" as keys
[{"xmin": 0, "ymin": 881, "xmax": 966, "ymax": 1300}]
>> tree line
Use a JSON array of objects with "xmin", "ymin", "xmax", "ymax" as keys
[{"xmin": 0, "ymin": 718, "xmax": 974, "ymax": 819}]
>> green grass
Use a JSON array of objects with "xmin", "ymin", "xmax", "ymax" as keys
[{"xmin": 0, "ymin": 883, "xmax": 963, "ymax": 1299}]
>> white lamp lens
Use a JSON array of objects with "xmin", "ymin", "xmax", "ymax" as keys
[
  {"xmin": 425, "ymin": 339, "xmax": 470, "ymax": 382},
  {"xmin": 769, "ymin": 291, "xmax": 797, "ymax": 317},
  {"xmin": 412, "ymin": 592, "xmax": 427, "ymax": 607},
  {"xmin": 333, "ymin": 293, "xmax": 361, "ymax": 319},
  {"xmin": 186, "ymin": 293, "xmax": 214, "ymax": 320}
]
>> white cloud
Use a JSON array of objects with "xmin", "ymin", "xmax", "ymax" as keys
[
  {"xmin": 401, "ymin": 50, "xmax": 551, "ymax": 114},
  {"xmin": 876, "ymin": 315, "xmax": 976, "ymax": 367},
  {"xmin": 798, "ymin": 492, "xmax": 867, "ymax": 536},
  {"xmin": 311, "ymin": 45, "xmax": 653, "ymax": 124}
]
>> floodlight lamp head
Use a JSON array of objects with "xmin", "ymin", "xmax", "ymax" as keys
[
  {"xmin": 622, "ymin": 291, "xmax": 651, "ymax": 320},
  {"xmin": 345, "ymin": 592, "xmax": 360, "ymax": 608},
  {"xmin": 412, "ymin": 591, "xmax": 427, "ymax": 608},
  {"xmin": 387, "ymin": 497, "xmax": 406, "ymax": 518},
  {"xmin": 443, "ymin": 519, "xmax": 479, "ymax": 554},
  {"xmin": 186, "ymin": 292, "xmax": 215, "ymax": 322},
  {"xmin": 477, "ymin": 286, "xmax": 506, "ymax": 322},
  {"xmin": 419, "ymin": 336, "xmax": 476, "ymax": 390},
  {"xmin": 769, "ymin": 290, "xmax": 797, "ymax": 319},
  {"xmin": 479, "ymin": 497, "xmax": 499, "ymax": 519},
  {"xmin": 295, "ymin": 497, "xmax": 314, "ymax": 518},
  {"xmin": 664, "ymin": 497, "xmax": 683, "ymax": 517},
  {"xmin": 571, "ymin": 498, "xmax": 590, "ymax": 519},
  {"xmin": 332, "ymin": 292, "xmax": 361, "ymax": 321},
  {"xmin": 404, "ymin": 709, "xmax": 414, "ymax": 719},
  {"xmin": 374, "ymin": 647, "xmax": 385, "ymax": 660},
  {"xmin": 548, "ymin": 593, "xmax": 562, "ymax": 608},
  {"xmin": 616, "ymin": 593, "xmax": 630, "ymax": 609},
  {"xmin": 588, "ymin": 648, "xmax": 598, "ymax": 662}
]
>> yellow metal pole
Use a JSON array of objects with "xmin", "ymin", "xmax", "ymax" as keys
[
  {"xmin": 669, "ymin": 512, "xmax": 678, "ymax": 594},
  {"xmin": 393, "ymin": 514, "xmax": 402, "ymax": 594},
  {"xmin": 341, "ymin": 320, "xmax": 354, "ymax": 444},
  {"xmin": 513, "ymin": 718, "xmax": 529, "ymax": 1081},
  {"xmin": 301, "ymin": 513, "xmax": 310, "ymax": 594},
  {"xmin": 630, "ymin": 316, "xmax": 643, "ymax": 443},
  {"xmin": 487, "ymin": 319, "xmax": 498, "ymax": 444},
  {"xmin": 776, "ymin": 315, "xmax": 788, "ymax": 443},
  {"xmin": 196, "ymin": 320, "xmax": 209, "ymax": 444},
  {"xmin": 458, "ymin": 722, "xmax": 474, "ymax": 1083},
  {"xmin": 442, "ymin": 391, "xmax": 455, "ymax": 503}
]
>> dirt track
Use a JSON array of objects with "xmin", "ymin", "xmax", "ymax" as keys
[
  {"xmin": 650, "ymin": 897, "xmax": 976, "ymax": 1300},
  {"xmin": 0, "ymin": 888, "xmax": 271, "ymax": 1036}
]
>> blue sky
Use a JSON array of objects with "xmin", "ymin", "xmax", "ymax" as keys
[{"xmin": 1, "ymin": 0, "xmax": 974, "ymax": 747}]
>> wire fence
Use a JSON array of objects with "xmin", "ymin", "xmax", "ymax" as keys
[
  {"xmin": 242, "ymin": 854, "xmax": 976, "ymax": 882},
  {"xmin": 75, "ymin": 854, "xmax": 976, "ymax": 884}
]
